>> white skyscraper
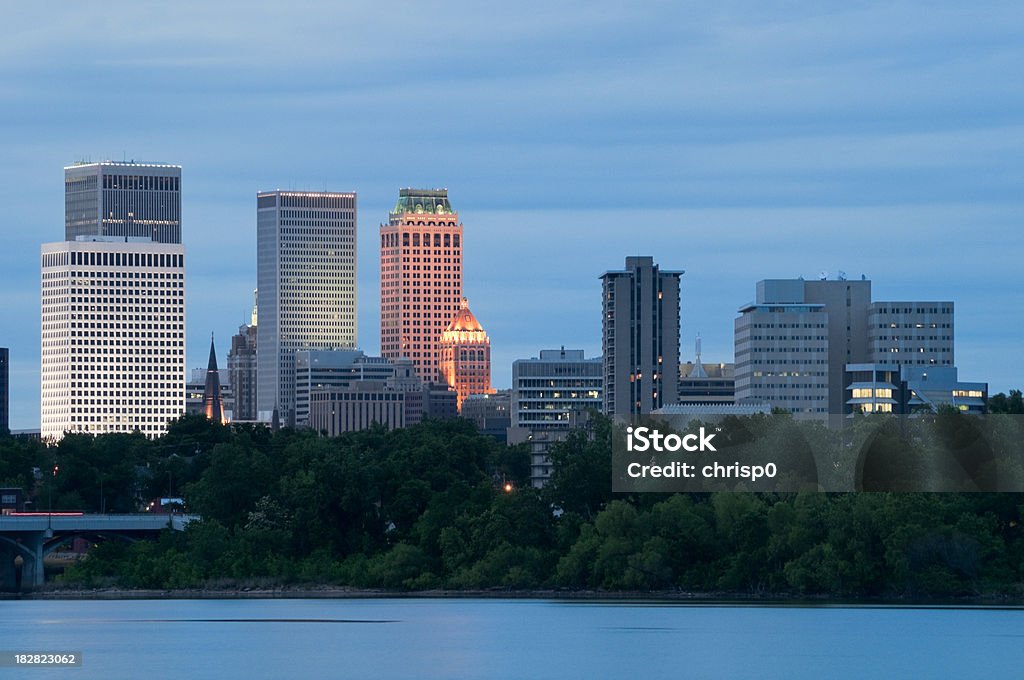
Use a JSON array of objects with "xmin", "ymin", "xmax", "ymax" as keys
[
  {"xmin": 41, "ymin": 238, "xmax": 186, "ymax": 439},
  {"xmin": 256, "ymin": 190, "xmax": 357, "ymax": 426}
]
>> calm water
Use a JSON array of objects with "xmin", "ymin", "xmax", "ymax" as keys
[{"xmin": 2, "ymin": 598, "xmax": 1022, "ymax": 679}]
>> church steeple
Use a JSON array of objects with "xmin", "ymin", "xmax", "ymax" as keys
[{"xmin": 203, "ymin": 333, "xmax": 225, "ymax": 424}]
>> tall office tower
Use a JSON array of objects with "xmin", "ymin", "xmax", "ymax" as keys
[
  {"xmin": 40, "ymin": 239, "xmax": 186, "ymax": 439},
  {"xmin": 0, "ymin": 347, "xmax": 8, "ymax": 433},
  {"xmin": 256, "ymin": 191, "xmax": 357, "ymax": 426},
  {"xmin": 380, "ymin": 188, "xmax": 463, "ymax": 383},
  {"xmin": 437, "ymin": 298, "xmax": 492, "ymax": 410},
  {"xmin": 65, "ymin": 161, "xmax": 182, "ymax": 243},
  {"xmin": 228, "ymin": 323, "xmax": 257, "ymax": 421},
  {"xmin": 600, "ymin": 256, "xmax": 682, "ymax": 416},
  {"xmin": 202, "ymin": 336, "xmax": 225, "ymax": 424}
]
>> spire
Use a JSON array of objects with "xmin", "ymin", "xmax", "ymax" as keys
[
  {"xmin": 207, "ymin": 333, "xmax": 219, "ymax": 372},
  {"xmin": 691, "ymin": 335, "xmax": 708, "ymax": 378},
  {"xmin": 203, "ymin": 334, "xmax": 225, "ymax": 424}
]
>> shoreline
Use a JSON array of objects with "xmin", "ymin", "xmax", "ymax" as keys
[{"xmin": 5, "ymin": 587, "xmax": 1024, "ymax": 608}]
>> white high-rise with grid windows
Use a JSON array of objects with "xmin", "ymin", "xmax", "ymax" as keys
[
  {"xmin": 41, "ymin": 239, "xmax": 186, "ymax": 439},
  {"xmin": 256, "ymin": 191, "xmax": 357, "ymax": 426}
]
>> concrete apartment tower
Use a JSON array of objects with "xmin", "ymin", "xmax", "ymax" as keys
[
  {"xmin": 600, "ymin": 256, "xmax": 682, "ymax": 416},
  {"xmin": 380, "ymin": 188, "xmax": 463, "ymax": 383},
  {"xmin": 437, "ymin": 298, "xmax": 492, "ymax": 410},
  {"xmin": 256, "ymin": 191, "xmax": 357, "ymax": 427},
  {"xmin": 42, "ymin": 161, "xmax": 187, "ymax": 440}
]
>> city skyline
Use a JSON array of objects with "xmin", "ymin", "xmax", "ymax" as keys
[{"xmin": 2, "ymin": 1, "xmax": 1022, "ymax": 429}]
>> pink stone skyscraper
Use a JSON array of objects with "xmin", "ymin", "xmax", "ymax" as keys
[{"xmin": 380, "ymin": 189, "xmax": 463, "ymax": 382}]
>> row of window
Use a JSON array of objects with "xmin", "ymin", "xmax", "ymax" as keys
[{"xmin": 101, "ymin": 174, "xmax": 179, "ymax": 191}]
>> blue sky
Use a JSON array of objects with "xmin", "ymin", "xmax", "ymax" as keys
[{"xmin": 1, "ymin": 1, "xmax": 1022, "ymax": 429}]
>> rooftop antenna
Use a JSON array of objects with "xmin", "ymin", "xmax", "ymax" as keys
[
  {"xmin": 692, "ymin": 335, "xmax": 708, "ymax": 378},
  {"xmin": 819, "ymin": 271, "xmax": 828, "ymax": 281}
]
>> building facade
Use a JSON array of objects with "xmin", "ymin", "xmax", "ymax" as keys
[
  {"xmin": 380, "ymin": 188, "xmax": 463, "ymax": 383},
  {"xmin": 461, "ymin": 390, "xmax": 511, "ymax": 441},
  {"xmin": 845, "ymin": 364, "xmax": 986, "ymax": 415},
  {"xmin": 65, "ymin": 161, "xmax": 182, "ymax": 244},
  {"xmin": 509, "ymin": 347, "xmax": 603, "ymax": 487},
  {"xmin": 294, "ymin": 350, "xmax": 394, "ymax": 427},
  {"xmin": 437, "ymin": 298, "xmax": 492, "ymax": 410},
  {"xmin": 0, "ymin": 347, "xmax": 8, "ymax": 433},
  {"xmin": 677, "ymin": 362, "xmax": 736, "ymax": 406},
  {"xmin": 867, "ymin": 302, "xmax": 954, "ymax": 368},
  {"xmin": 601, "ymin": 256, "xmax": 682, "ymax": 416},
  {"xmin": 256, "ymin": 190, "xmax": 357, "ymax": 426},
  {"xmin": 736, "ymin": 277, "xmax": 958, "ymax": 418},
  {"xmin": 308, "ymin": 384, "xmax": 406, "ymax": 436},
  {"xmin": 227, "ymin": 323, "xmax": 257, "ymax": 421},
  {"xmin": 41, "ymin": 239, "xmax": 186, "ymax": 439}
]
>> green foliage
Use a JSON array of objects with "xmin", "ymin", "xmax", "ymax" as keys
[{"xmin": 33, "ymin": 411, "xmax": 1024, "ymax": 599}]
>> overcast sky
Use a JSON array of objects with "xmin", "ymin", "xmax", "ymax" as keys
[{"xmin": 2, "ymin": 1, "xmax": 1022, "ymax": 429}]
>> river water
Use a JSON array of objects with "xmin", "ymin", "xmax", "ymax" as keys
[{"xmin": 3, "ymin": 598, "xmax": 1021, "ymax": 679}]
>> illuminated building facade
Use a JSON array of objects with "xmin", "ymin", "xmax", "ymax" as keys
[
  {"xmin": 65, "ymin": 161, "xmax": 182, "ymax": 244},
  {"xmin": 438, "ymin": 298, "xmax": 492, "ymax": 410},
  {"xmin": 380, "ymin": 188, "xmax": 462, "ymax": 383},
  {"xmin": 256, "ymin": 190, "xmax": 357, "ymax": 426},
  {"xmin": 40, "ymin": 238, "xmax": 186, "ymax": 439}
]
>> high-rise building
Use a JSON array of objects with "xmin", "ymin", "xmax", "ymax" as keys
[
  {"xmin": 437, "ymin": 298, "xmax": 492, "ymax": 410},
  {"xmin": 41, "ymin": 238, "xmax": 186, "ymax": 439},
  {"xmin": 65, "ymin": 161, "xmax": 182, "ymax": 244},
  {"xmin": 380, "ymin": 188, "xmax": 463, "ymax": 383},
  {"xmin": 600, "ymin": 256, "xmax": 682, "ymax": 416},
  {"xmin": 735, "ymin": 277, "xmax": 957, "ymax": 418},
  {"xmin": 0, "ymin": 347, "xmax": 8, "ymax": 433},
  {"xmin": 256, "ymin": 190, "xmax": 357, "ymax": 426},
  {"xmin": 228, "ymin": 323, "xmax": 257, "ymax": 421}
]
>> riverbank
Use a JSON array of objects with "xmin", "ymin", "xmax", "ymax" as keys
[{"xmin": 6, "ymin": 586, "xmax": 1024, "ymax": 607}]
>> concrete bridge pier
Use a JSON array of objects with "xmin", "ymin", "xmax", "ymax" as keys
[
  {"xmin": 1, "ymin": 543, "xmax": 18, "ymax": 590},
  {"xmin": 24, "ymin": 532, "xmax": 46, "ymax": 587}
]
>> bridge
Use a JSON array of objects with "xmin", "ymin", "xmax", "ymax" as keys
[{"xmin": 0, "ymin": 514, "xmax": 198, "ymax": 589}]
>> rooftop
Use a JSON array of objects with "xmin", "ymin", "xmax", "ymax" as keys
[{"xmin": 392, "ymin": 188, "xmax": 454, "ymax": 216}]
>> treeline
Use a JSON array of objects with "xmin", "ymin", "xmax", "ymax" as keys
[{"xmin": 1, "ymin": 405, "xmax": 1023, "ymax": 597}]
